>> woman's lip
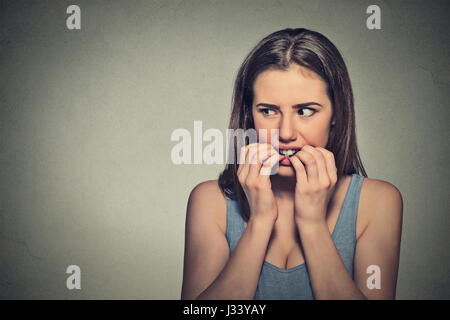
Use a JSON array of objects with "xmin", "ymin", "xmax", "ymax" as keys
[{"xmin": 279, "ymin": 156, "xmax": 291, "ymax": 166}]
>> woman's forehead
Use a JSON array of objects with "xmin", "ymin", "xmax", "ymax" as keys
[{"xmin": 253, "ymin": 64, "xmax": 329, "ymax": 105}]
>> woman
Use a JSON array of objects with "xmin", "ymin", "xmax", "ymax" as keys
[{"xmin": 181, "ymin": 28, "xmax": 403, "ymax": 300}]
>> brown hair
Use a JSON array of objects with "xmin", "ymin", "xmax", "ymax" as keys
[{"xmin": 218, "ymin": 28, "xmax": 367, "ymax": 222}]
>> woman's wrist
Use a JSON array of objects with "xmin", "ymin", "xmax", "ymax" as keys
[{"xmin": 247, "ymin": 215, "xmax": 276, "ymax": 232}]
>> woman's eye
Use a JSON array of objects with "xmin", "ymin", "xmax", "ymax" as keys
[
  {"xmin": 259, "ymin": 108, "xmax": 315, "ymax": 117},
  {"xmin": 261, "ymin": 109, "xmax": 276, "ymax": 116},
  {"xmin": 299, "ymin": 108, "xmax": 315, "ymax": 117}
]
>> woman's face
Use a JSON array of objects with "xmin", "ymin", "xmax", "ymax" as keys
[{"xmin": 251, "ymin": 63, "xmax": 334, "ymax": 176}]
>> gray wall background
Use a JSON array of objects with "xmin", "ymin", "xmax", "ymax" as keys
[{"xmin": 0, "ymin": 0, "xmax": 449, "ymax": 299}]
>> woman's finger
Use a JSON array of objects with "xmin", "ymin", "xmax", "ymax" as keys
[
  {"xmin": 296, "ymin": 146, "xmax": 319, "ymax": 185},
  {"xmin": 260, "ymin": 152, "xmax": 282, "ymax": 176},
  {"xmin": 316, "ymin": 147, "xmax": 338, "ymax": 186},
  {"xmin": 289, "ymin": 154, "xmax": 307, "ymax": 184},
  {"xmin": 304, "ymin": 145, "xmax": 329, "ymax": 187},
  {"xmin": 248, "ymin": 143, "xmax": 272, "ymax": 178},
  {"xmin": 237, "ymin": 145, "xmax": 251, "ymax": 182}
]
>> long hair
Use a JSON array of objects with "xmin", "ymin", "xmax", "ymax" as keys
[{"xmin": 218, "ymin": 28, "xmax": 367, "ymax": 222}]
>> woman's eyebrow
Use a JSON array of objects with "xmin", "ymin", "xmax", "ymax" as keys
[{"xmin": 255, "ymin": 102, "xmax": 323, "ymax": 109}]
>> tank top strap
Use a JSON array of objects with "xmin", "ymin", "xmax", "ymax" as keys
[
  {"xmin": 331, "ymin": 173, "xmax": 365, "ymax": 243},
  {"xmin": 225, "ymin": 197, "xmax": 245, "ymax": 254}
]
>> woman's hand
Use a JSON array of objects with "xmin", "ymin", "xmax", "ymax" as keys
[
  {"xmin": 237, "ymin": 143, "xmax": 283, "ymax": 224},
  {"xmin": 288, "ymin": 145, "xmax": 338, "ymax": 225}
]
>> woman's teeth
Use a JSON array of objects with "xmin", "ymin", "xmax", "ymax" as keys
[{"xmin": 278, "ymin": 149, "xmax": 300, "ymax": 157}]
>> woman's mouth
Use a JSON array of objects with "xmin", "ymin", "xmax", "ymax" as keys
[
  {"xmin": 278, "ymin": 148, "xmax": 301, "ymax": 157},
  {"xmin": 277, "ymin": 148, "xmax": 301, "ymax": 166}
]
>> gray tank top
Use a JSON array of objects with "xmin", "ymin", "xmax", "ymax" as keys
[{"xmin": 225, "ymin": 173, "xmax": 364, "ymax": 300}]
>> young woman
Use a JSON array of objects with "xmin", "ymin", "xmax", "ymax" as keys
[{"xmin": 181, "ymin": 28, "xmax": 403, "ymax": 300}]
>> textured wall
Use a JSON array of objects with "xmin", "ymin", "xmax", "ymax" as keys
[{"xmin": 0, "ymin": 0, "xmax": 449, "ymax": 299}]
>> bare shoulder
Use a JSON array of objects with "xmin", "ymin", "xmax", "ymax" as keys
[
  {"xmin": 358, "ymin": 177, "xmax": 403, "ymax": 236},
  {"xmin": 182, "ymin": 180, "xmax": 230, "ymax": 299},
  {"xmin": 360, "ymin": 177, "xmax": 403, "ymax": 211},
  {"xmin": 187, "ymin": 180, "xmax": 227, "ymax": 234}
]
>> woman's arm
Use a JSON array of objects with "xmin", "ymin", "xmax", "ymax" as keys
[
  {"xmin": 353, "ymin": 180, "xmax": 403, "ymax": 299},
  {"xmin": 181, "ymin": 180, "xmax": 275, "ymax": 300},
  {"xmin": 296, "ymin": 179, "xmax": 403, "ymax": 300}
]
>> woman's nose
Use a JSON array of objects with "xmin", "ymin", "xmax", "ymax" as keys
[{"xmin": 279, "ymin": 115, "xmax": 297, "ymax": 141}]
